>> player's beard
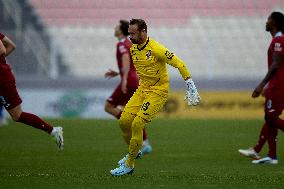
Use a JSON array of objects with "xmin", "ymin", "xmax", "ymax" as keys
[
  {"xmin": 131, "ymin": 36, "xmax": 145, "ymax": 45},
  {"xmin": 266, "ymin": 23, "xmax": 271, "ymax": 32},
  {"xmin": 130, "ymin": 38, "xmax": 138, "ymax": 44}
]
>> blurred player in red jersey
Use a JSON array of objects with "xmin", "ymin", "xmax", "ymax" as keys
[
  {"xmin": 104, "ymin": 20, "xmax": 152, "ymax": 154},
  {"xmin": 239, "ymin": 12, "xmax": 284, "ymax": 164},
  {"xmin": 0, "ymin": 32, "xmax": 63, "ymax": 150}
]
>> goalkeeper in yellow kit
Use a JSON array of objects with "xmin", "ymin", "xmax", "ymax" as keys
[{"xmin": 110, "ymin": 19, "xmax": 201, "ymax": 176}]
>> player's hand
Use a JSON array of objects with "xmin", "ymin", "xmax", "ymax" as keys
[
  {"xmin": 121, "ymin": 80, "xmax": 128, "ymax": 94},
  {"xmin": 105, "ymin": 69, "xmax": 119, "ymax": 79},
  {"xmin": 252, "ymin": 83, "xmax": 265, "ymax": 98},
  {"xmin": 184, "ymin": 78, "xmax": 201, "ymax": 106},
  {"xmin": 261, "ymin": 84, "xmax": 268, "ymax": 97}
]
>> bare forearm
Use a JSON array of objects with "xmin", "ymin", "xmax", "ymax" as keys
[
  {"xmin": 260, "ymin": 56, "xmax": 281, "ymax": 86},
  {"xmin": 252, "ymin": 64, "xmax": 278, "ymax": 98},
  {"xmin": 121, "ymin": 67, "xmax": 129, "ymax": 82},
  {"xmin": 0, "ymin": 41, "xmax": 6, "ymax": 56},
  {"xmin": 121, "ymin": 53, "xmax": 130, "ymax": 82},
  {"xmin": 120, "ymin": 66, "xmax": 129, "ymax": 93}
]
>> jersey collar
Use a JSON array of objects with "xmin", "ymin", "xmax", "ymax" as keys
[
  {"xmin": 274, "ymin": 31, "xmax": 283, "ymax": 37},
  {"xmin": 137, "ymin": 37, "xmax": 149, "ymax": 51},
  {"xmin": 119, "ymin": 37, "xmax": 127, "ymax": 42}
]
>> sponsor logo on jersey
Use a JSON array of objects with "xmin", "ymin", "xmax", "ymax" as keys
[
  {"xmin": 267, "ymin": 99, "xmax": 272, "ymax": 109},
  {"xmin": 146, "ymin": 50, "xmax": 152, "ymax": 59},
  {"xmin": 274, "ymin": 43, "xmax": 282, "ymax": 52},
  {"xmin": 119, "ymin": 45, "xmax": 127, "ymax": 53}
]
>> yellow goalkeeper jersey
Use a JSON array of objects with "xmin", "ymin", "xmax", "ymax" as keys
[{"xmin": 130, "ymin": 37, "xmax": 190, "ymax": 95}]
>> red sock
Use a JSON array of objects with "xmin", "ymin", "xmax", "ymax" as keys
[
  {"xmin": 18, "ymin": 112, "xmax": 53, "ymax": 134},
  {"xmin": 254, "ymin": 123, "xmax": 268, "ymax": 153},
  {"xmin": 267, "ymin": 125, "xmax": 278, "ymax": 159},
  {"xmin": 143, "ymin": 129, "xmax": 148, "ymax": 141}
]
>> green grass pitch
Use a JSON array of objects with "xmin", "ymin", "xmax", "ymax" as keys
[{"xmin": 0, "ymin": 119, "xmax": 284, "ymax": 189}]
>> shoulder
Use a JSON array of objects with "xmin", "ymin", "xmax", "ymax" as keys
[
  {"xmin": 130, "ymin": 44, "xmax": 136, "ymax": 51},
  {"xmin": 149, "ymin": 38, "xmax": 166, "ymax": 54},
  {"xmin": 117, "ymin": 41, "xmax": 124, "ymax": 47},
  {"xmin": 271, "ymin": 36, "xmax": 284, "ymax": 53},
  {"xmin": 272, "ymin": 36, "xmax": 284, "ymax": 44},
  {"xmin": 149, "ymin": 38, "xmax": 163, "ymax": 48},
  {"xmin": 119, "ymin": 38, "xmax": 132, "ymax": 47},
  {"xmin": 125, "ymin": 38, "xmax": 132, "ymax": 46},
  {"xmin": 117, "ymin": 41, "xmax": 130, "ymax": 53}
]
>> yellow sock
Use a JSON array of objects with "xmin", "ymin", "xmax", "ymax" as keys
[{"xmin": 126, "ymin": 116, "xmax": 146, "ymax": 168}]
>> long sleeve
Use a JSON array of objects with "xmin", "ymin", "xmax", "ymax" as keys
[{"xmin": 153, "ymin": 43, "xmax": 191, "ymax": 80}]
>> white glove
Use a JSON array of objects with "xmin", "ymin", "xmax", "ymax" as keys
[{"xmin": 184, "ymin": 78, "xmax": 201, "ymax": 106}]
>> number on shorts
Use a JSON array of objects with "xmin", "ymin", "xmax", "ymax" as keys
[{"xmin": 141, "ymin": 102, "xmax": 150, "ymax": 111}]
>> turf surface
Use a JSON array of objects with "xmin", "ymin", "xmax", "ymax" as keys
[{"xmin": 0, "ymin": 119, "xmax": 284, "ymax": 189}]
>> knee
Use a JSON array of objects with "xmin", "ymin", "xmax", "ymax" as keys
[
  {"xmin": 132, "ymin": 116, "xmax": 147, "ymax": 133},
  {"xmin": 11, "ymin": 112, "xmax": 21, "ymax": 122},
  {"xmin": 7, "ymin": 105, "xmax": 22, "ymax": 122},
  {"xmin": 118, "ymin": 112, "xmax": 134, "ymax": 130},
  {"xmin": 104, "ymin": 101, "xmax": 112, "ymax": 113},
  {"xmin": 118, "ymin": 112, "xmax": 128, "ymax": 126}
]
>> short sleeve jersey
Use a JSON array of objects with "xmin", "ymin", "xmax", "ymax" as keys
[{"xmin": 267, "ymin": 33, "xmax": 284, "ymax": 90}]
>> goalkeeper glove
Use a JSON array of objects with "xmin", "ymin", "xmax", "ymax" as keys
[{"xmin": 184, "ymin": 78, "xmax": 201, "ymax": 106}]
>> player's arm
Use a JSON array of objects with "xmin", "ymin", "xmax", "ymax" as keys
[
  {"xmin": 252, "ymin": 52, "xmax": 283, "ymax": 98},
  {"xmin": 0, "ymin": 40, "xmax": 6, "ymax": 56},
  {"xmin": 153, "ymin": 43, "xmax": 191, "ymax": 79},
  {"xmin": 1, "ymin": 36, "xmax": 16, "ymax": 57},
  {"xmin": 154, "ymin": 44, "xmax": 201, "ymax": 106},
  {"xmin": 120, "ymin": 53, "xmax": 131, "ymax": 94}
]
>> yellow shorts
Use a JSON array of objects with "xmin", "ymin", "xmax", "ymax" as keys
[{"xmin": 123, "ymin": 86, "xmax": 168, "ymax": 122}]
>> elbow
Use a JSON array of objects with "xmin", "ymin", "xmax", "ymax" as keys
[
  {"xmin": 6, "ymin": 41, "xmax": 16, "ymax": 52},
  {"xmin": 121, "ymin": 68, "xmax": 129, "ymax": 76},
  {"xmin": 10, "ymin": 43, "xmax": 16, "ymax": 51}
]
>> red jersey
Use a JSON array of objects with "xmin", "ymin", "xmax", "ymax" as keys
[
  {"xmin": 116, "ymin": 37, "xmax": 139, "ymax": 89},
  {"xmin": 267, "ymin": 32, "xmax": 284, "ymax": 91},
  {"xmin": 0, "ymin": 32, "xmax": 22, "ymax": 109}
]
